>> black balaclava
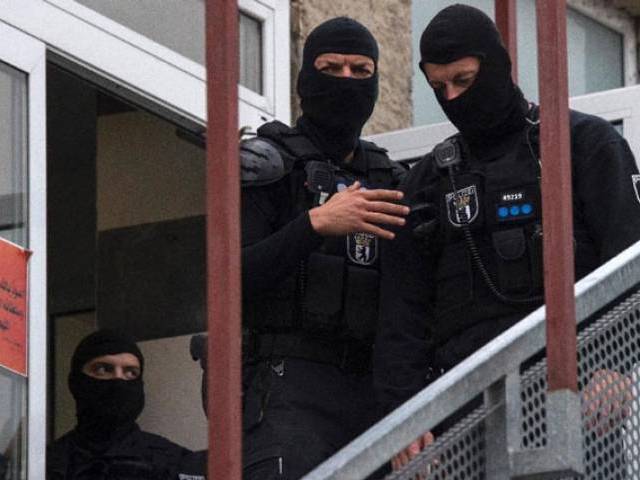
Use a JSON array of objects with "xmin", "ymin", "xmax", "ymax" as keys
[
  {"xmin": 419, "ymin": 4, "xmax": 528, "ymax": 146},
  {"xmin": 297, "ymin": 16, "xmax": 379, "ymax": 161},
  {"xmin": 68, "ymin": 329, "xmax": 145, "ymax": 450}
]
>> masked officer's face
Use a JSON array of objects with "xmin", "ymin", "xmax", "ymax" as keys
[
  {"xmin": 314, "ymin": 53, "xmax": 375, "ymax": 79},
  {"xmin": 423, "ymin": 56, "xmax": 480, "ymax": 101},
  {"xmin": 82, "ymin": 353, "xmax": 141, "ymax": 381}
]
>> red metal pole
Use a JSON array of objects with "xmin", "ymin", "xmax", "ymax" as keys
[
  {"xmin": 536, "ymin": 1, "xmax": 577, "ymax": 392},
  {"xmin": 206, "ymin": 0, "xmax": 242, "ymax": 479},
  {"xmin": 495, "ymin": 0, "xmax": 518, "ymax": 82}
]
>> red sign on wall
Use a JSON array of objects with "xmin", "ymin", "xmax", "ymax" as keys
[{"xmin": 0, "ymin": 238, "xmax": 31, "ymax": 377}]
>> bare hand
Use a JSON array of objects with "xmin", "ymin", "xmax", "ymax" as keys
[
  {"xmin": 308, "ymin": 182, "xmax": 409, "ymax": 240},
  {"xmin": 391, "ymin": 432, "xmax": 434, "ymax": 477},
  {"xmin": 582, "ymin": 369, "xmax": 633, "ymax": 436}
]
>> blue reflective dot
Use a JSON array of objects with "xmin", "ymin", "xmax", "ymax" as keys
[
  {"xmin": 521, "ymin": 203, "xmax": 533, "ymax": 215},
  {"xmin": 498, "ymin": 207, "xmax": 509, "ymax": 218},
  {"xmin": 510, "ymin": 205, "xmax": 521, "ymax": 216}
]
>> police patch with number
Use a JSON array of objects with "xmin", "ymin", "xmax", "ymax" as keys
[
  {"xmin": 632, "ymin": 174, "xmax": 640, "ymax": 204},
  {"xmin": 347, "ymin": 232, "xmax": 378, "ymax": 265},
  {"xmin": 445, "ymin": 185, "xmax": 479, "ymax": 227}
]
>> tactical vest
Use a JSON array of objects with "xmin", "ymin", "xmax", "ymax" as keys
[
  {"xmin": 409, "ymin": 128, "xmax": 542, "ymax": 348},
  {"xmin": 243, "ymin": 121, "xmax": 403, "ymax": 344},
  {"xmin": 415, "ymin": 125, "xmax": 600, "ymax": 350}
]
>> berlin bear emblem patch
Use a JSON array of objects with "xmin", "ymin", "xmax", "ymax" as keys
[
  {"xmin": 633, "ymin": 174, "xmax": 640, "ymax": 204},
  {"xmin": 347, "ymin": 232, "xmax": 378, "ymax": 265},
  {"xmin": 445, "ymin": 185, "xmax": 479, "ymax": 227}
]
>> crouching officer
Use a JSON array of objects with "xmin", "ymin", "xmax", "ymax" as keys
[
  {"xmin": 241, "ymin": 16, "xmax": 408, "ymax": 480},
  {"xmin": 47, "ymin": 329, "xmax": 190, "ymax": 480}
]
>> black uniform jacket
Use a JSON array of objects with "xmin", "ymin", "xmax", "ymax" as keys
[
  {"xmin": 47, "ymin": 424, "xmax": 189, "ymax": 480},
  {"xmin": 241, "ymin": 121, "xmax": 405, "ymax": 327},
  {"xmin": 374, "ymin": 109, "xmax": 640, "ymax": 413}
]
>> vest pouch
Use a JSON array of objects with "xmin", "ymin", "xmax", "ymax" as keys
[
  {"xmin": 434, "ymin": 243, "xmax": 473, "ymax": 316},
  {"xmin": 573, "ymin": 228, "xmax": 599, "ymax": 281},
  {"xmin": 244, "ymin": 274, "xmax": 297, "ymax": 330},
  {"xmin": 343, "ymin": 266, "xmax": 379, "ymax": 342},
  {"xmin": 302, "ymin": 252, "xmax": 345, "ymax": 331},
  {"xmin": 492, "ymin": 228, "xmax": 531, "ymax": 294},
  {"xmin": 527, "ymin": 224, "xmax": 544, "ymax": 292}
]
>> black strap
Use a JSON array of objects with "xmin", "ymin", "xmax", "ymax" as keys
[
  {"xmin": 258, "ymin": 120, "xmax": 323, "ymax": 162},
  {"xmin": 245, "ymin": 332, "xmax": 372, "ymax": 374}
]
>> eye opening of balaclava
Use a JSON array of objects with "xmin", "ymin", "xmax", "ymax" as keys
[
  {"xmin": 68, "ymin": 329, "xmax": 146, "ymax": 445},
  {"xmin": 419, "ymin": 4, "xmax": 528, "ymax": 146},
  {"xmin": 296, "ymin": 16, "xmax": 379, "ymax": 161}
]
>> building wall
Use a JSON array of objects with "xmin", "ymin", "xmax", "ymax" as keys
[
  {"xmin": 290, "ymin": 0, "xmax": 413, "ymax": 135},
  {"xmin": 291, "ymin": 1, "xmax": 638, "ymax": 135}
]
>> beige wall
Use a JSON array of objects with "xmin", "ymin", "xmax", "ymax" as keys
[
  {"xmin": 53, "ymin": 313, "xmax": 96, "ymax": 439},
  {"xmin": 97, "ymin": 111, "xmax": 205, "ymax": 231},
  {"xmin": 290, "ymin": 0, "xmax": 413, "ymax": 135},
  {"xmin": 53, "ymin": 109, "xmax": 207, "ymax": 450}
]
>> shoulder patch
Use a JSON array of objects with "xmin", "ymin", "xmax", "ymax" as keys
[
  {"xmin": 360, "ymin": 139, "xmax": 388, "ymax": 154},
  {"xmin": 240, "ymin": 138, "xmax": 285, "ymax": 186}
]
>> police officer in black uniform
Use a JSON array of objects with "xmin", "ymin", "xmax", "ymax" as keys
[
  {"xmin": 374, "ymin": 4, "xmax": 640, "ymax": 472},
  {"xmin": 47, "ymin": 329, "xmax": 189, "ymax": 480},
  {"xmin": 241, "ymin": 16, "xmax": 408, "ymax": 480}
]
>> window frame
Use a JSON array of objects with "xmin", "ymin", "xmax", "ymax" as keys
[
  {"xmin": 0, "ymin": 18, "xmax": 47, "ymax": 480},
  {"xmin": 567, "ymin": 0, "xmax": 637, "ymax": 87},
  {"xmin": 2, "ymin": 0, "xmax": 290, "ymax": 131}
]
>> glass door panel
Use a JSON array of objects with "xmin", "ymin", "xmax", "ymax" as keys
[
  {"xmin": 0, "ymin": 61, "xmax": 28, "ymax": 480},
  {"xmin": 0, "ymin": 19, "xmax": 46, "ymax": 480}
]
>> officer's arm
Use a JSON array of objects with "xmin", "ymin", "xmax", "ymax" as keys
[
  {"xmin": 573, "ymin": 128, "xmax": 640, "ymax": 262},
  {"xmin": 374, "ymin": 222, "xmax": 433, "ymax": 414},
  {"xmin": 242, "ymin": 185, "xmax": 323, "ymax": 299},
  {"xmin": 240, "ymin": 138, "xmax": 325, "ymax": 299}
]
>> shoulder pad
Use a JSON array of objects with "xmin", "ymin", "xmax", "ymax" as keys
[
  {"xmin": 240, "ymin": 138, "xmax": 286, "ymax": 186},
  {"xmin": 360, "ymin": 139, "xmax": 388, "ymax": 155},
  {"xmin": 256, "ymin": 120, "xmax": 293, "ymax": 138},
  {"xmin": 361, "ymin": 140, "xmax": 393, "ymax": 170},
  {"xmin": 391, "ymin": 160, "xmax": 409, "ymax": 185},
  {"xmin": 259, "ymin": 120, "xmax": 323, "ymax": 160}
]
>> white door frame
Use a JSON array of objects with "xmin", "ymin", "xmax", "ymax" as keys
[
  {"xmin": 0, "ymin": 0, "xmax": 291, "ymax": 131},
  {"xmin": 0, "ymin": 19, "xmax": 47, "ymax": 480},
  {"xmin": 370, "ymin": 85, "xmax": 640, "ymax": 167}
]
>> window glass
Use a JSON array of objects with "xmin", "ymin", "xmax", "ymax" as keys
[
  {"xmin": 74, "ymin": 0, "xmax": 266, "ymax": 95},
  {"xmin": 239, "ymin": 12, "xmax": 263, "ymax": 94},
  {"xmin": 517, "ymin": 3, "xmax": 624, "ymax": 104},
  {"xmin": 75, "ymin": 0, "xmax": 206, "ymax": 63},
  {"xmin": 0, "ymin": 61, "xmax": 28, "ymax": 480},
  {"xmin": 412, "ymin": 1, "xmax": 624, "ymax": 126},
  {"xmin": 0, "ymin": 63, "xmax": 27, "ymax": 246}
]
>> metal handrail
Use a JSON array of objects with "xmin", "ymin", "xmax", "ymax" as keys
[{"xmin": 303, "ymin": 239, "xmax": 640, "ymax": 480}]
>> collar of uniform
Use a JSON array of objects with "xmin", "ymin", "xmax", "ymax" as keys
[
  {"xmin": 467, "ymin": 126, "xmax": 524, "ymax": 163},
  {"xmin": 337, "ymin": 141, "xmax": 368, "ymax": 173}
]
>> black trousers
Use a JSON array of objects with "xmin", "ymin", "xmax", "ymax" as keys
[{"xmin": 243, "ymin": 358, "xmax": 383, "ymax": 480}]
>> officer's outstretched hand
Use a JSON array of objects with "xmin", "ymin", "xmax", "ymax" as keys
[
  {"xmin": 392, "ymin": 432, "xmax": 435, "ymax": 478},
  {"xmin": 582, "ymin": 369, "xmax": 633, "ymax": 437},
  {"xmin": 309, "ymin": 182, "xmax": 408, "ymax": 240}
]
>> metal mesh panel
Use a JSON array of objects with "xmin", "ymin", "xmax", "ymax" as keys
[
  {"xmin": 520, "ymin": 288, "xmax": 640, "ymax": 479},
  {"xmin": 384, "ymin": 288, "xmax": 640, "ymax": 480},
  {"xmin": 385, "ymin": 406, "xmax": 489, "ymax": 480}
]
